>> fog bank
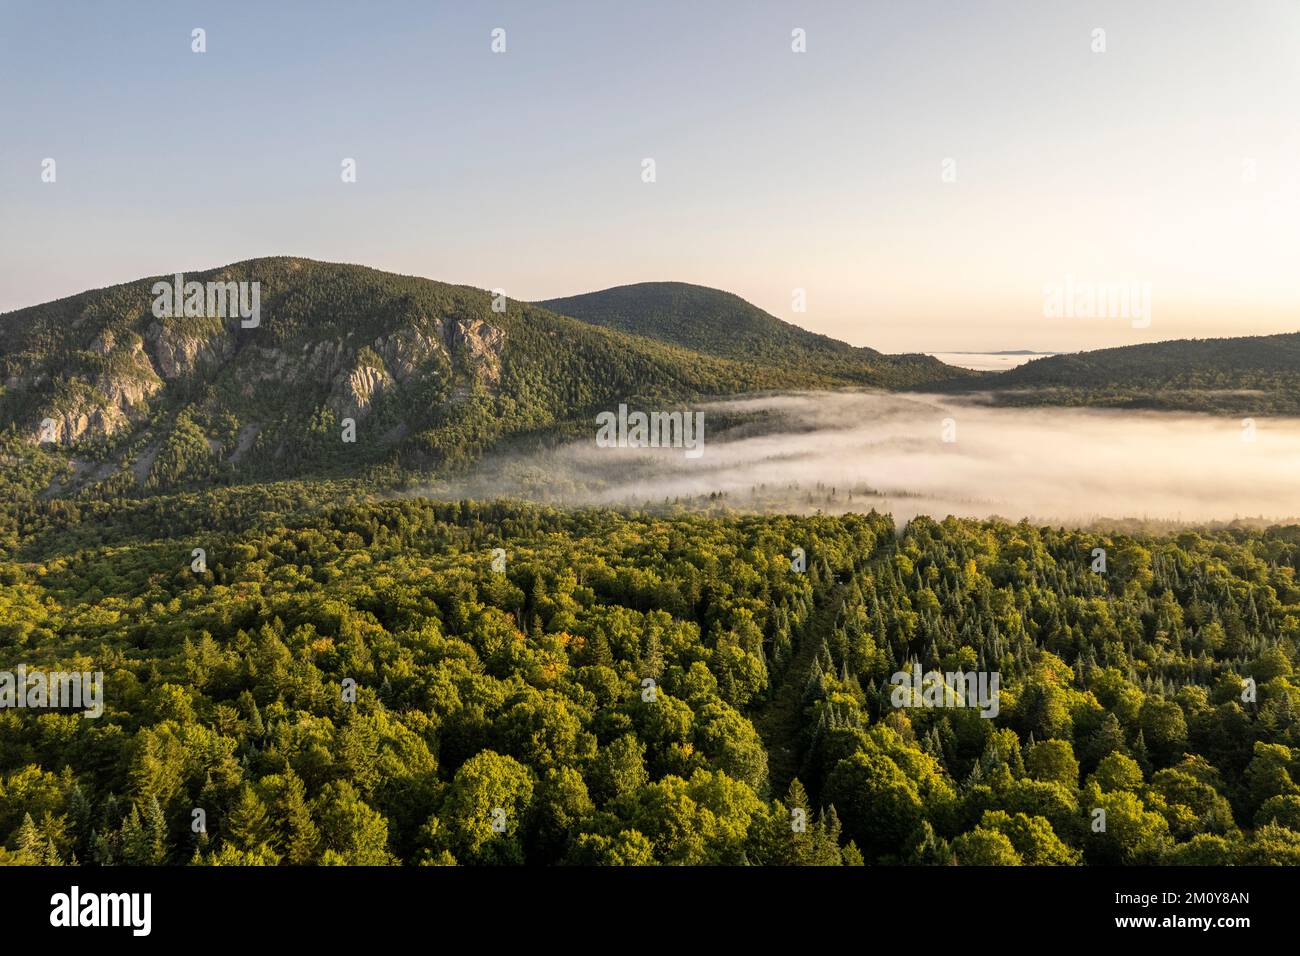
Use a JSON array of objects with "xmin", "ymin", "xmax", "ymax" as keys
[{"xmin": 437, "ymin": 392, "xmax": 1300, "ymax": 525}]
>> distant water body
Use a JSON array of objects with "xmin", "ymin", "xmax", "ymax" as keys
[{"xmin": 928, "ymin": 351, "xmax": 1059, "ymax": 371}]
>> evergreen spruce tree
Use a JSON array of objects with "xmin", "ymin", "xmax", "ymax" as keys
[
  {"xmin": 279, "ymin": 772, "xmax": 320, "ymax": 865},
  {"xmin": 143, "ymin": 795, "xmax": 169, "ymax": 864},
  {"xmin": 91, "ymin": 830, "xmax": 116, "ymax": 866},
  {"xmin": 41, "ymin": 838, "xmax": 63, "ymax": 866},
  {"xmin": 15, "ymin": 813, "xmax": 43, "ymax": 863},
  {"xmin": 227, "ymin": 783, "xmax": 274, "ymax": 853},
  {"xmin": 119, "ymin": 805, "xmax": 152, "ymax": 865}
]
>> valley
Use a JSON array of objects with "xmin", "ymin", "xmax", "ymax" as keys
[{"xmin": 2, "ymin": 259, "xmax": 1298, "ymax": 869}]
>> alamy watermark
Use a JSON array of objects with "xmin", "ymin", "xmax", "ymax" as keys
[
  {"xmin": 889, "ymin": 665, "xmax": 1000, "ymax": 718},
  {"xmin": 595, "ymin": 403, "xmax": 704, "ymax": 459},
  {"xmin": 50, "ymin": 886, "xmax": 150, "ymax": 936},
  {"xmin": 151, "ymin": 273, "xmax": 260, "ymax": 328},
  {"xmin": 0, "ymin": 666, "xmax": 103, "ymax": 718},
  {"xmin": 1043, "ymin": 274, "xmax": 1151, "ymax": 329}
]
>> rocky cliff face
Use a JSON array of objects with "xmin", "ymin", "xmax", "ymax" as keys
[
  {"xmin": 375, "ymin": 326, "xmax": 447, "ymax": 382},
  {"xmin": 1, "ymin": 263, "xmax": 508, "ymax": 449},
  {"xmin": 328, "ymin": 361, "xmax": 392, "ymax": 420},
  {"xmin": 98, "ymin": 334, "xmax": 165, "ymax": 413},
  {"xmin": 40, "ymin": 403, "xmax": 124, "ymax": 445},
  {"xmin": 146, "ymin": 319, "xmax": 233, "ymax": 380},
  {"xmin": 447, "ymin": 318, "xmax": 504, "ymax": 385}
]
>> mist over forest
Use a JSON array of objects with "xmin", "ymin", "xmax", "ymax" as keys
[{"xmin": 435, "ymin": 391, "xmax": 1300, "ymax": 525}]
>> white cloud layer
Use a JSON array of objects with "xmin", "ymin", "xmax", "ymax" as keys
[{"xmin": 443, "ymin": 391, "xmax": 1300, "ymax": 525}]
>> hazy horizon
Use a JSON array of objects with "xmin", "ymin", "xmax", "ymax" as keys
[{"xmin": 3, "ymin": 1, "xmax": 1298, "ymax": 353}]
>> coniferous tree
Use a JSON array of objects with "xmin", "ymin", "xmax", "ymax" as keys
[
  {"xmin": 279, "ymin": 773, "xmax": 321, "ymax": 865},
  {"xmin": 227, "ymin": 783, "xmax": 275, "ymax": 854}
]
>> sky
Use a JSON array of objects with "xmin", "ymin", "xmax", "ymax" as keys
[{"xmin": 1, "ymin": 0, "xmax": 1297, "ymax": 353}]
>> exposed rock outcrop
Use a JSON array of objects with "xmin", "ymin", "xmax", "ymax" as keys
[
  {"xmin": 35, "ymin": 403, "xmax": 125, "ymax": 445},
  {"xmin": 447, "ymin": 317, "xmax": 504, "ymax": 385},
  {"xmin": 145, "ymin": 320, "xmax": 232, "ymax": 380},
  {"xmin": 328, "ymin": 362, "xmax": 392, "ymax": 420}
]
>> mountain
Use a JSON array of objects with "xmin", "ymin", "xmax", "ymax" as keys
[
  {"xmin": 0, "ymin": 258, "xmax": 947, "ymax": 498},
  {"xmin": 538, "ymin": 281, "xmax": 967, "ymax": 388},
  {"xmin": 930, "ymin": 331, "xmax": 1300, "ymax": 414}
]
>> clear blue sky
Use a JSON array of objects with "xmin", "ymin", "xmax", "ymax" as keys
[{"xmin": 2, "ymin": 0, "xmax": 1297, "ymax": 351}]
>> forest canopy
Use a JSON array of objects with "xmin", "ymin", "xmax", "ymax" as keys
[{"xmin": 1, "ymin": 478, "xmax": 1298, "ymax": 866}]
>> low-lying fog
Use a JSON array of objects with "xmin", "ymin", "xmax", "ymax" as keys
[{"xmin": 436, "ymin": 392, "xmax": 1300, "ymax": 525}]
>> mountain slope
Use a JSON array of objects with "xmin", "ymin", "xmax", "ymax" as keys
[
  {"xmin": 930, "ymin": 331, "xmax": 1300, "ymax": 413},
  {"xmin": 0, "ymin": 258, "xmax": 846, "ymax": 496},
  {"xmin": 538, "ymin": 281, "xmax": 968, "ymax": 388}
]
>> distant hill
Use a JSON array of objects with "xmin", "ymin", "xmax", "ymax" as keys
[
  {"xmin": 931, "ymin": 332, "xmax": 1300, "ymax": 413},
  {"xmin": 538, "ymin": 281, "xmax": 967, "ymax": 388}
]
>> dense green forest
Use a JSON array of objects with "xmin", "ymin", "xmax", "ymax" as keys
[
  {"xmin": 2, "ymin": 472, "xmax": 1298, "ymax": 866},
  {"xmin": 4, "ymin": 261, "xmax": 1300, "ymax": 866}
]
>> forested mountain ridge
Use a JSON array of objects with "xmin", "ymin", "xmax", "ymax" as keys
[
  {"xmin": 9, "ymin": 260, "xmax": 1293, "ymax": 501},
  {"xmin": 0, "ymin": 259, "xmax": 900, "ymax": 497},
  {"xmin": 931, "ymin": 331, "xmax": 1300, "ymax": 414},
  {"xmin": 538, "ymin": 281, "xmax": 968, "ymax": 388}
]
